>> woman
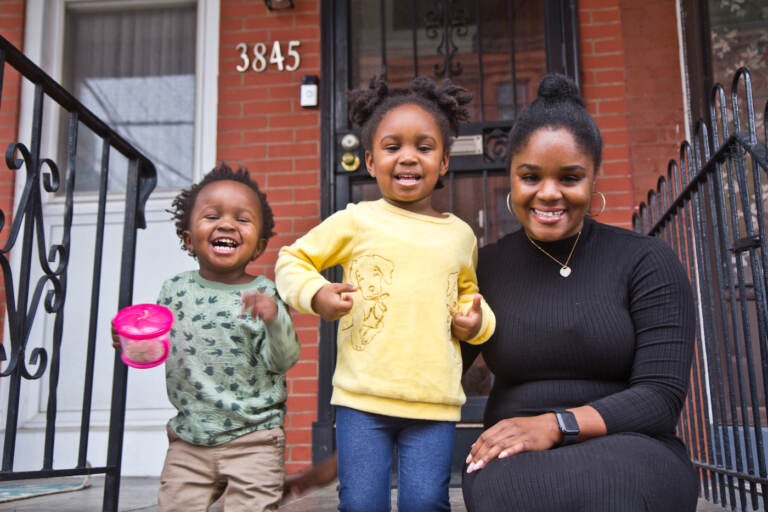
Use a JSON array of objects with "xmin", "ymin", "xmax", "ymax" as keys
[{"xmin": 461, "ymin": 73, "xmax": 698, "ymax": 511}]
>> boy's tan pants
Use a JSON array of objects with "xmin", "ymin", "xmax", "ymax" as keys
[{"xmin": 157, "ymin": 425, "xmax": 285, "ymax": 512}]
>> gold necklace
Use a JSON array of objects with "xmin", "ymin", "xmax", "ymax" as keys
[{"xmin": 525, "ymin": 231, "xmax": 582, "ymax": 278}]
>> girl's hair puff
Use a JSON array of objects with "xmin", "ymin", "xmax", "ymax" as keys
[
  {"xmin": 169, "ymin": 162, "xmax": 276, "ymax": 253},
  {"xmin": 507, "ymin": 73, "xmax": 603, "ymax": 170},
  {"xmin": 348, "ymin": 75, "xmax": 473, "ymax": 155}
]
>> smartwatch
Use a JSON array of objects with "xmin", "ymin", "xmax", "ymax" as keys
[{"xmin": 550, "ymin": 409, "xmax": 580, "ymax": 446}]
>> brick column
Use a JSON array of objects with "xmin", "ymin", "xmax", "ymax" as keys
[{"xmin": 217, "ymin": 0, "xmax": 322, "ymax": 470}]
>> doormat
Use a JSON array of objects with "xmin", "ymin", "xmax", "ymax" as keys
[{"xmin": 0, "ymin": 476, "xmax": 90, "ymax": 503}]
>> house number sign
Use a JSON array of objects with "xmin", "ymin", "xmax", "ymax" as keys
[{"xmin": 235, "ymin": 41, "xmax": 301, "ymax": 72}]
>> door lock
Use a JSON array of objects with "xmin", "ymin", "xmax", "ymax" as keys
[
  {"xmin": 341, "ymin": 152, "xmax": 361, "ymax": 172},
  {"xmin": 340, "ymin": 133, "xmax": 359, "ymax": 151},
  {"xmin": 340, "ymin": 133, "xmax": 361, "ymax": 171}
]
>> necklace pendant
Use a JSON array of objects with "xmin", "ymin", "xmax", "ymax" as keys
[{"xmin": 559, "ymin": 266, "xmax": 572, "ymax": 278}]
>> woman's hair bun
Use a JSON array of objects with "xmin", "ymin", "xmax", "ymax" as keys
[{"xmin": 536, "ymin": 73, "xmax": 584, "ymax": 107}]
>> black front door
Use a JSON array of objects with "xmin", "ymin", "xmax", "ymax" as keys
[{"xmin": 314, "ymin": 0, "xmax": 580, "ymax": 473}]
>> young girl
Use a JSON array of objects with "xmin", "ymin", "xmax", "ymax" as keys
[{"xmin": 275, "ymin": 76, "xmax": 495, "ymax": 512}]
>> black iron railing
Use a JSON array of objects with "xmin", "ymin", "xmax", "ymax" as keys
[
  {"xmin": 634, "ymin": 67, "xmax": 768, "ymax": 512},
  {"xmin": 0, "ymin": 35, "xmax": 156, "ymax": 512}
]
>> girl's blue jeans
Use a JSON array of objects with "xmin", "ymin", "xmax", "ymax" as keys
[{"xmin": 335, "ymin": 405, "xmax": 455, "ymax": 512}]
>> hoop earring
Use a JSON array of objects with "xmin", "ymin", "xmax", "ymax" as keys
[
  {"xmin": 591, "ymin": 191, "xmax": 606, "ymax": 217},
  {"xmin": 506, "ymin": 192, "xmax": 514, "ymax": 216}
]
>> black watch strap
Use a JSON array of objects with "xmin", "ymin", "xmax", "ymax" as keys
[{"xmin": 550, "ymin": 409, "xmax": 580, "ymax": 446}]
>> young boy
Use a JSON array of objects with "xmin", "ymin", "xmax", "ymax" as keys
[{"xmin": 115, "ymin": 163, "xmax": 300, "ymax": 511}]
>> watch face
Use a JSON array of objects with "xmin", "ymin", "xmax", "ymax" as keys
[
  {"xmin": 553, "ymin": 410, "xmax": 579, "ymax": 446},
  {"xmin": 558, "ymin": 411, "xmax": 580, "ymax": 434}
]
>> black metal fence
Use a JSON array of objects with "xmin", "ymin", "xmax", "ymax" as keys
[
  {"xmin": 633, "ymin": 67, "xmax": 768, "ymax": 511},
  {"xmin": 0, "ymin": 35, "xmax": 155, "ymax": 511}
]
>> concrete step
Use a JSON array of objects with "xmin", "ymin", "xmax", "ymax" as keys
[{"xmin": 0, "ymin": 476, "xmax": 736, "ymax": 511}]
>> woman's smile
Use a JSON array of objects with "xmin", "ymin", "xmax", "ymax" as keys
[{"xmin": 509, "ymin": 127, "xmax": 594, "ymax": 242}]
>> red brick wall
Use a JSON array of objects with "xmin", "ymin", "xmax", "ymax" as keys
[
  {"xmin": 619, "ymin": 0, "xmax": 684, "ymax": 211},
  {"xmin": 216, "ymin": 0, "xmax": 322, "ymax": 471},
  {"xmin": 578, "ymin": 0, "xmax": 684, "ymax": 227},
  {"xmin": 0, "ymin": 0, "xmax": 24, "ymax": 341},
  {"xmin": 578, "ymin": 1, "xmax": 635, "ymax": 229}
]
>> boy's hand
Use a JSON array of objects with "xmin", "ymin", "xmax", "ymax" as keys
[
  {"xmin": 241, "ymin": 292, "xmax": 278, "ymax": 323},
  {"xmin": 111, "ymin": 322, "xmax": 121, "ymax": 350},
  {"xmin": 311, "ymin": 283, "xmax": 356, "ymax": 321},
  {"xmin": 451, "ymin": 294, "xmax": 483, "ymax": 341}
]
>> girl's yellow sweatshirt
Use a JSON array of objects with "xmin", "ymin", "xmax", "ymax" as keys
[{"xmin": 276, "ymin": 199, "xmax": 495, "ymax": 421}]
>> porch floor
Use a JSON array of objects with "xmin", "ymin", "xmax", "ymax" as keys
[{"xmin": 0, "ymin": 476, "xmax": 733, "ymax": 512}]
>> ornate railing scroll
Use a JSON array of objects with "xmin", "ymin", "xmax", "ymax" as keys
[
  {"xmin": 633, "ymin": 67, "xmax": 768, "ymax": 512},
  {"xmin": 0, "ymin": 35, "xmax": 156, "ymax": 512}
]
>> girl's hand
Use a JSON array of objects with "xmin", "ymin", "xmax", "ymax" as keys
[
  {"xmin": 465, "ymin": 414, "xmax": 561, "ymax": 473},
  {"xmin": 242, "ymin": 292, "xmax": 278, "ymax": 323},
  {"xmin": 451, "ymin": 294, "xmax": 483, "ymax": 341},
  {"xmin": 311, "ymin": 283, "xmax": 357, "ymax": 321}
]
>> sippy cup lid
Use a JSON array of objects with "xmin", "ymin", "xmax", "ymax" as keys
[{"xmin": 113, "ymin": 303, "xmax": 173, "ymax": 340}]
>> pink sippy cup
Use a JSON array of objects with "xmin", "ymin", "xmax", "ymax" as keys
[{"xmin": 112, "ymin": 304, "xmax": 173, "ymax": 369}]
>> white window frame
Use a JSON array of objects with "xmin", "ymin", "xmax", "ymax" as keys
[{"xmin": 18, "ymin": 0, "xmax": 219, "ymax": 208}]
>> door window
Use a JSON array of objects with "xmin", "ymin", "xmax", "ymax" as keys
[
  {"xmin": 349, "ymin": 0, "xmax": 545, "ymax": 122},
  {"xmin": 61, "ymin": 3, "xmax": 197, "ymax": 192}
]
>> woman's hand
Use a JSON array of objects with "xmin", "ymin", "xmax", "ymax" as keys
[
  {"xmin": 465, "ymin": 414, "xmax": 561, "ymax": 473},
  {"xmin": 451, "ymin": 294, "xmax": 483, "ymax": 341},
  {"xmin": 311, "ymin": 283, "xmax": 357, "ymax": 321}
]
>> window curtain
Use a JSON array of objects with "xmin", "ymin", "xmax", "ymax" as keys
[{"xmin": 62, "ymin": 4, "xmax": 197, "ymax": 192}]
